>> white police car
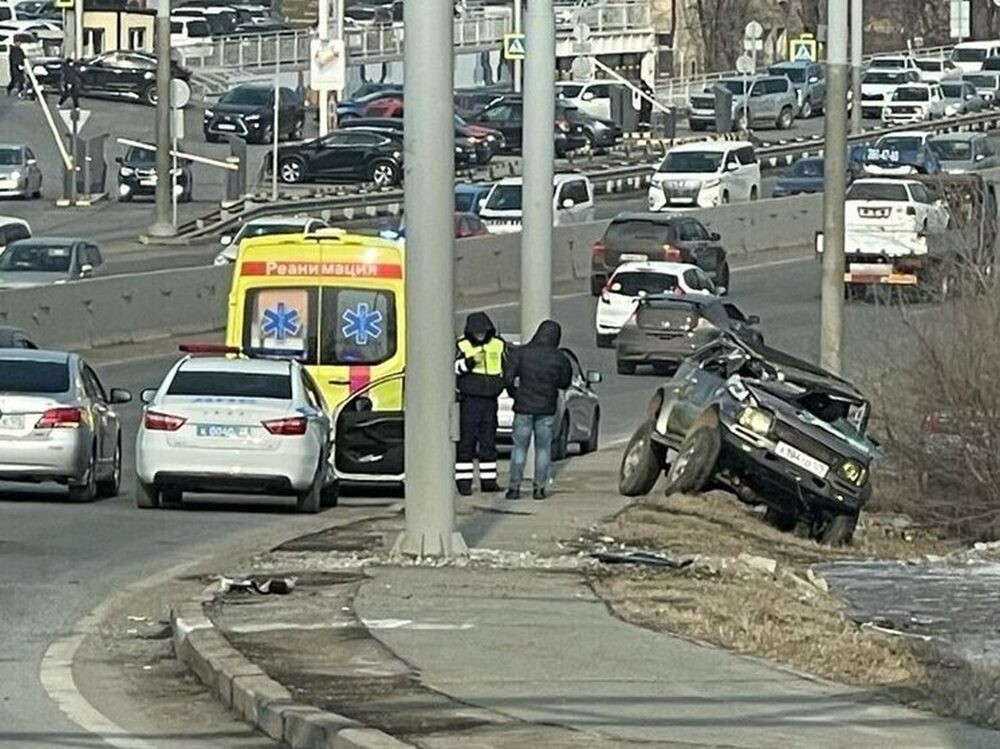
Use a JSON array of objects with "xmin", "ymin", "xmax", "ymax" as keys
[{"xmin": 135, "ymin": 346, "xmax": 336, "ymax": 512}]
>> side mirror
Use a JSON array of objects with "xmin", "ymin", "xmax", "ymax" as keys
[
  {"xmin": 581, "ymin": 91, "xmax": 595, "ymax": 101},
  {"xmin": 976, "ymin": 153, "xmax": 986, "ymax": 161},
  {"xmin": 709, "ymin": 231, "xmax": 721, "ymax": 240},
  {"xmin": 808, "ymin": 75, "xmax": 820, "ymax": 84},
  {"xmin": 726, "ymin": 161, "xmax": 739, "ymax": 172},
  {"xmin": 477, "ymin": 198, "xmax": 487, "ymax": 210},
  {"xmin": 747, "ymin": 314, "xmax": 761, "ymax": 325},
  {"xmin": 109, "ymin": 388, "xmax": 133, "ymax": 404},
  {"xmin": 26, "ymin": 158, "xmax": 37, "ymax": 165},
  {"xmin": 715, "ymin": 286, "xmax": 727, "ymax": 296},
  {"xmin": 79, "ymin": 263, "xmax": 93, "ymax": 276},
  {"xmin": 140, "ymin": 388, "xmax": 157, "ymax": 404},
  {"xmin": 586, "ymin": 370, "xmax": 603, "ymax": 385},
  {"xmin": 561, "ymin": 198, "xmax": 575, "ymax": 209},
  {"xmin": 220, "ymin": 235, "xmax": 232, "ymax": 245}
]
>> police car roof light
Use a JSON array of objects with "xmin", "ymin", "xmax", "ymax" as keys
[
  {"xmin": 179, "ymin": 343, "xmax": 243, "ymax": 355},
  {"xmin": 305, "ymin": 227, "xmax": 347, "ymax": 239}
]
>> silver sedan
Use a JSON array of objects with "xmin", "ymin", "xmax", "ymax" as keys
[
  {"xmin": 0, "ymin": 349, "xmax": 131, "ymax": 500},
  {"xmin": 0, "ymin": 144, "xmax": 43, "ymax": 199}
]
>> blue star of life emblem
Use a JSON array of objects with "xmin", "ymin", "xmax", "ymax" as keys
[
  {"xmin": 261, "ymin": 302, "xmax": 301, "ymax": 341},
  {"xmin": 342, "ymin": 302, "xmax": 383, "ymax": 345}
]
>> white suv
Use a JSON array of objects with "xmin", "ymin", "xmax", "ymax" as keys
[
  {"xmin": 480, "ymin": 173, "xmax": 595, "ymax": 234},
  {"xmin": 648, "ymin": 141, "xmax": 761, "ymax": 210}
]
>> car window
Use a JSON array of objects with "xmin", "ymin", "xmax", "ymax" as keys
[
  {"xmin": 588, "ymin": 84, "xmax": 609, "ymax": 98},
  {"xmin": 686, "ymin": 219, "xmax": 709, "ymax": 241},
  {"xmin": 484, "ymin": 183, "xmax": 522, "ymax": 211},
  {"xmin": 168, "ymin": 370, "xmax": 293, "ymax": 399},
  {"xmin": 763, "ymin": 78, "xmax": 787, "ymax": 94},
  {"xmin": 675, "ymin": 220, "xmax": 697, "ymax": 242},
  {"xmin": 723, "ymin": 302, "xmax": 749, "ymax": 322},
  {"xmin": 480, "ymin": 104, "xmax": 513, "ymax": 121},
  {"xmin": 735, "ymin": 146, "xmax": 756, "ymax": 165},
  {"xmin": 0, "ymin": 359, "xmax": 69, "ymax": 392},
  {"xmin": 609, "ymin": 270, "xmax": 680, "ymax": 296},
  {"xmin": 0, "ymin": 242, "xmax": 73, "ymax": 272},
  {"xmin": 560, "ymin": 179, "xmax": 589, "ymax": 206},
  {"xmin": 846, "ymin": 181, "xmax": 909, "ymax": 201},
  {"xmin": 658, "ymin": 150, "xmax": 722, "ymax": 173},
  {"xmin": 1, "ymin": 223, "xmax": 29, "ymax": 245},
  {"xmin": 604, "ymin": 219, "xmax": 675, "ymax": 248},
  {"xmin": 82, "ymin": 364, "xmax": 108, "ymax": 401},
  {"xmin": 909, "ymin": 183, "xmax": 933, "ymax": 204}
]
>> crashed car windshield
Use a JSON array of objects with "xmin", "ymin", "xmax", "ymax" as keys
[{"xmin": 846, "ymin": 182, "xmax": 909, "ymax": 202}]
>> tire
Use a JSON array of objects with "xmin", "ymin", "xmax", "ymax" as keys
[
  {"xmin": 553, "ymin": 416, "xmax": 570, "ymax": 461},
  {"xmin": 136, "ymin": 481, "xmax": 160, "ymax": 509},
  {"xmin": 369, "ymin": 159, "xmax": 400, "ymax": 188},
  {"xmin": 142, "ymin": 84, "xmax": 157, "ymax": 106},
  {"xmin": 717, "ymin": 262, "xmax": 731, "ymax": 293},
  {"xmin": 662, "ymin": 422, "xmax": 720, "ymax": 496},
  {"xmin": 595, "ymin": 333, "xmax": 615, "ymax": 349},
  {"xmin": 618, "ymin": 420, "xmax": 664, "ymax": 497},
  {"xmin": 321, "ymin": 480, "xmax": 340, "ymax": 507},
  {"xmin": 816, "ymin": 511, "xmax": 859, "ymax": 545},
  {"xmin": 67, "ymin": 446, "xmax": 98, "ymax": 502},
  {"xmin": 721, "ymin": 191, "xmax": 730, "ymax": 204},
  {"xmin": 278, "ymin": 157, "xmax": 306, "ymax": 184},
  {"xmin": 617, "ymin": 359, "xmax": 636, "ymax": 375},
  {"xmin": 297, "ymin": 478, "xmax": 322, "ymax": 513},
  {"xmin": 96, "ymin": 437, "xmax": 121, "ymax": 499},
  {"xmin": 764, "ymin": 505, "xmax": 797, "ymax": 532},
  {"xmin": 776, "ymin": 106, "xmax": 794, "ymax": 130},
  {"xmin": 161, "ymin": 487, "xmax": 183, "ymax": 506},
  {"xmin": 580, "ymin": 410, "xmax": 600, "ymax": 455},
  {"xmin": 800, "ymin": 98, "xmax": 813, "ymax": 119},
  {"xmin": 590, "ymin": 275, "xmax": 606, "ymax": 297}
]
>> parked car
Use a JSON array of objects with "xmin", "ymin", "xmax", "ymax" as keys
[
  {"xmin": 648, "ymin": 140, "xmax": 761, "ymax": 210},
  {"xmin": 31, "ymin": 50, "xmax": 192, "ymax": 106},
  {"xmin": 336, "ymin": 88, "xmax": 404, "ymax": 120},
  {"xmin": 454, "ymin": 88, "xmax": 509, "ymax": 120},
  {"xmin": 867, "ymin": 54, "xmax": 920, "ymax": 74},
  {"xmin": 384, "ymin": 211, "xmax": 489, "ymax": 240},
  {"xmin": 479, "ymin": 173, "xmax": 594, "ymax": 234},
  {"xmin": 116, "ymin": 146, "xmax": 192, "ymax": 203},
  {"xmin": 928, "ymin": 133, "xmax": 999, "ymax": 173},
  {"xmin": 555, "ymin": 79, "xmax": 629, "ymax": 120},
  {"xmin": 214, "ymin": 215, "xmax": 328, "ymax": 265},
  {"xmin": 0, "ymin": 325, "xmax": 36, "ymax": 348},
  {"xmin": 454, "ymin": 182, "xmax": 493, "ymax": 215},
  {"xmin": 914, "ymin": 56, "xmax": 960, "ymax": 83},
  {"xmin": 0, "ymin": 143, "xmax": 42, "ymax": 199},
  {"xmin": 950, "ymin": 40, "xmax": 1000, "ymax": 73},
  {"xmin": 617, "ymin": 335, "xmax": 879, "ymax": 545},
  {"xmin": 0, "ymin": 215, "xmax": 30, "ymax": 254},
  {"xmin": 856, "ymin": 68, "xmax": 921, "ymax": 118},
  {"xmin": 880, "ymin": 83, "xmax": 946, "ymax": 124},
  {"xmin": 275, "ymin": 129, "xmax": 404, "ymax": 187},
  {"xmin": 687, "ymin": 75, "xmax": 797, "ymax": 131},
  {"xmin": 772, "ymin": 157, "xmax": 826, "ymax": 197},
  {"xmin": 339, "ymin": 118, "xmax": 481, "ymax": 168},
  {"xmin": 465, "ymin": 98, "xmax": 588, "ymax": 156},
  {"xmin": 594, "ymin": 261, "xmax": 721, "ymax": 348},
  {"xmin": 455, "ymin": 115, "xmax": 506, "ymax": 162},
  {"xmin": 0, "ymin": 348, "xmax": 131, "ymax": 500},
  {"xmin": 961, "ymin": 71, "xmax": 1000, "ymax": 106},
  {"xmin": 496, "ymin": 338, "xmax": 601, "ymax": 459},
  {"xmin": 938, "ymin": 80, "xmax": 986, "ymax": 116},
  {"xmin": 203, "ymin": 85, "xmax": 305, "ymax": 144},
  {"xmin": 170, "ymin": 15, "xmax": 214, "ymax": 57},
  {"xmin": 362, "ymin": 91, "xmax": 403, "ymax": 118},
  {"xmin": 767, "ymin": 60, "xmax": 825, "ymax": 118},
  {"xmin": 590, "ymin": 212, "xmax": 729, "ymax": 297},
  {"xmin": 0, "ymin": 238, "xmax": 103, "ymax": 288}
]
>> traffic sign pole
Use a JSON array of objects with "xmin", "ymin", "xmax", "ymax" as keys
[{"xmin": 69, "ymin": 108, "xmax": 78, "ymax": 205}]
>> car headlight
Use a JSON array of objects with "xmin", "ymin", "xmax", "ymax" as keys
[
  {"xmin": 33, "ymin": 65, "xmax": 47, "ymax": 76},
  {"xmin": 245, "ymin": 113, "xmax": 262, "ymax": 121},
  {"xmin": 838, "ymin": 459, "xmax": 868, "ymax": 486},
  {"xmin": 204, "ymin": 109, "xmax": 214, "ymax": 118},
  {"xmin": 9, "ymin": 169, "xmax": 21, "ymax": 181},
  {"xmin": 144, "ymin": 71, "xmax": 155, "ymax": 80},
  {"xmin": 392, "ymin": 151, "xmax": 401, "ymax": 159},
  {"xmin": 120, "ymin": 167, "xmax": 134, "ymax": 177},
  {"xmin": 486, "ymin": 134, "xmax": 496, "ymax": 142},
  {"xmin": 738, "ymin": 406, "xmax": 774, "ymax": 436}
]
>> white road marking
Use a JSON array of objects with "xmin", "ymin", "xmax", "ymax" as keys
[{"xmin": 224, "ymin": 619, "xmax": 475, "ymax": 634}]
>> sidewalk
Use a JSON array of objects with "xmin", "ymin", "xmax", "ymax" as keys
[{"xmin": 185, "ymin": 450, "xmax": 1000, "ymax": 749}]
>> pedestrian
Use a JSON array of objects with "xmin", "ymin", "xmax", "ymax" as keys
[
  {"xmin": 638, "ymin": 78, "xmax": 654, "ymax": 130},
  {"xmin": 454, "ymin": 311, "xmax": 507, "ymax": 496},
  {"xmin": 503, "ymin": 319, "xmax": 572, "ymax": 501},
  {"xmin": 58, "ymin": 58, "xmax": 81, "ymax": 109},
  {"xmin": 6, "ymin": 40, "xmax": 26, "ymax": 98}
]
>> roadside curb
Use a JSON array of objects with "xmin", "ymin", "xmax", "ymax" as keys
[{"xmin": 171, "ymin": 588, "xmax": 416, "ymax": 749}]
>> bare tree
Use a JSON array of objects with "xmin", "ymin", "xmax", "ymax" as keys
[{"xmin": 693, "ymin": 0, "xmax": 754, "ymax": 71}]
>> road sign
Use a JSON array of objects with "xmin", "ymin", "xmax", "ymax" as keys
[
  {"xmin": 58, "ymin": 108, "xmax": 90, "ymax": 133},
  {"xmin": 574, "ymin": 22, "xmax": 590, "ymax": 44},
  {"xmin": 310, "ymin": 38, "xmax": 346, "ymax": 93},
  {"xmin": 950, "ymin": 0, "xmax": 970, "ymax": 39},
  {"xmin": 736, "ymin": 54, "xmax": 754, "ymax": 75},
  {"xmin": 789, "ymin": 35, "xmax": 818, "ymax": 62},
  {"xmin": 54, "ymin": 0, "xmax": 73, "ymax": 8},
  {"xmin": 503, "ymin": 33, "xmax": 526, "ymax": 60},
  {"xmin": 169, "ymin": 79, "xmax": 191, "ymax": 110},
  {"xmin": 743, "ymin": 39, "xmax": 763, "ymax": 52},
  {"xmin": 570, "ymin": 56, "xmax": 593, "ymax": 81},
  {"xmin": 744, "ymin": 20, "xmax": 764, "ymax": 41}
]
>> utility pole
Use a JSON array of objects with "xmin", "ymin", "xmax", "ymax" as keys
[
  {"xmin": 513, "ymin": 0, "xmax": 523, "ymax": 93},
  {"xmin": 850, "ymin": 0, "xmax": 863, "ymax": 134},
  {"xmin": 395, "ymin": 0, "xmax": 467, "ymax": 558},
  {"xmin": 821, "ymin": 0, "xmax": 848, "ymax": 374},
  {"xmin": 521, "ymin": 0, "xmax": 555, "ymax": 338},
  {"xmin": 147, "ymin": 0, "xmax": 175, "ymax": 237},
  {"xmin": 318, "ymin": 0, "xmax": 330, "ymax": 136}
]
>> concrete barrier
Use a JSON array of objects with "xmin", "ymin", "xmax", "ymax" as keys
[{"xmin": 0, "ymin": 196, "xmax": 823, "ymax": 348}]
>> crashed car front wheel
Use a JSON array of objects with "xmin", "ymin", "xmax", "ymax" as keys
[
  {"xmin": 816, "ymin": 510, "xmax": 859, "ymax": 546},
  {"xmin": 618, "ymin": 420, "xmax": 664, "ymax": 497},
  {"xmin": 662, "ymin": 423, "xmax": 720, "ymax": 497}
]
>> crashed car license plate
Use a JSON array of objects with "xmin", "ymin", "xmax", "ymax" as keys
[
  {"xmin": 775, "ymin": 441, "xmax": 828, "ymax": 479},
  {"xmin": 0, "ymin": 414, "xmax": 24, "ymax": 430},
  {"xmin": 620, "ymin": 253, "xmax": 648, "ymax": 262},
  {"xmin": 196, "ymin": 424, "xmax": 252, "ymax": 439}
]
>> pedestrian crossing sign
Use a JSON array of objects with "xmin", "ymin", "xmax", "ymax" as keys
[
  {"xmin": 54, "ymin": 0, "xmax": 73, "ymax": 7},
  {"xmin": 790, "ymin": 35, "xmax": 817, "ymax": 62},
  {"xmin": 503, "ymin": 33, "xmax": 526, "ymax": 61}
]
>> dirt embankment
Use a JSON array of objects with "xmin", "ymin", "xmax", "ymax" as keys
[{"xmin": 588, "ymin": 491, "xmax": 957, "ymax": 703}]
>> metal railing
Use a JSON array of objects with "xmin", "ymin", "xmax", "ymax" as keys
[
  {"xmin": 658, "ymin": 42, "xmax": 961, "ymax": 108},
  {"xmin": 180, "ymin": 30, "xmax": 313, "ymax": 70}
]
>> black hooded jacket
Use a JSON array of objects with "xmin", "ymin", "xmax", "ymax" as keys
[
  {"xmin": 503, "ymin": 320, "xmax": 572, "ymax": 416},
  {"xmin": 455, "ymin": 311, "xmax": 507, "ymax": 399}
]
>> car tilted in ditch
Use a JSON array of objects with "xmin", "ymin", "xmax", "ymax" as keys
[{"xmin": 618, "ymin": 335, "xmax": 880, "ymax": 545}]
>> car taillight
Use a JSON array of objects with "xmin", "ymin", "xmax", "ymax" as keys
[
  {"xmin": 555, "ymin": 118, "xmax": 570, "ymax": 133},
  {"xmin": 262, "ymin": 416, "xmax": 308, "ymax": 436},
  {"xmin": 35, "ymin": 407, "xmax": 84, "ymax": 429},
  {"xmin": 144, "ymin": 411, "xmax": 187, "ymax": 431},
  {"xmin": 663, "ymin": 244, "xmax": 683, "ymax": 261},
  {"xmin": 592, "ymin": 238, "xmax": 606, "ymax": 262}
]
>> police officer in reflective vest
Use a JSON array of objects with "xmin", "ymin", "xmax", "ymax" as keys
[{"xmin": 454, "ymin": 311, "xmax": 507, "ymax": 495}]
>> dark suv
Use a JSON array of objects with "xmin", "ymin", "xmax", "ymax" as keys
[
  {"xmin": 591, "ymin": 213, "xmax": 729, "ymax": 296},
  {"xmin": 617, "ymin": 336, "xmax": 880, "ymax": 545},
  {"xmin": 275, "ymin": 129, "xmax": 404, "ymax": 187},
  {"xmin": 116, "ymin": 146, "xmax": 192, "ymax": 203},
  {"xmin": 203, "ymin": 85, "xmax": 305, "ymax": 144}
]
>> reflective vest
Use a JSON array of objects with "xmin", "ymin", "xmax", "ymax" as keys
[{"xmin": 458, "ymin": 337, "xmax": 505, "ymax": 376}]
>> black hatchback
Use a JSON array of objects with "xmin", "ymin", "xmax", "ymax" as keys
[
  {"xmin": 591, "ymin": 213, "xmax": 729, "ymax": 296},
  {"xmin": 275, "ymin": 129, "xmax": 404, "ymax": 187}
]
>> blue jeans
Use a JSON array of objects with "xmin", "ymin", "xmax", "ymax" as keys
[{"xmin": 508, "ymin": 414, "xmax": 555, "ymax": 491}]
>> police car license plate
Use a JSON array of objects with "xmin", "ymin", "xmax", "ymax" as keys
[
  {"xmin": 0, "ymin": 414, "xmax": 24, "ymax": 430},
  {"xmin": 775, "ymin": 441, "xmax": 828, "ymax": 479},
  {"xmin": 196, "ymin": 424, "xmax": 252, "ymax": 439}
]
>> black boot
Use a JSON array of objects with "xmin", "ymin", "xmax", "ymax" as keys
[
  {"xmin": 533, "ymin": 487, "xmax": 547, "ymax": 500},
  {"xmin": 504, "ymin": 487, "xmax": 520, "ymax": 500},
  {"xmin": 457, "ymin": 481, "xmax": 473, "ymax": 497}
]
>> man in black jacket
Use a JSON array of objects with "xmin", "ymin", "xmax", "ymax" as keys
[
  {"xmin": 6, "ymin": 41, "xmax": 25, "ymax": 98},
  {"xmin": 503, "ymin": 319, "xmax": 572, "ymax": 500},
  {"xmin": 454, "ymin": 311, "xmax": 507, "ymax": 495}
]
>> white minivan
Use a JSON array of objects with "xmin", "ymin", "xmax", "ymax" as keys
[
  {"xmin": 648, "ymin": 141, "xmax": 761, "ymax": 210},
  {"xmin": 950, "ymin": 40, "xmax": 1000, "ymax": 73},
  {"xmin": 479, "ymin": 173, "xmax": 595, "ymax": 234},
  {"xmin": 556, "ymin": 80, "xmax": 628, "ymax": 120}
]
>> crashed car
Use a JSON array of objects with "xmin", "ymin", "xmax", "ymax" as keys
[
  {"xmin": 617, "ymin": 335, "xmax": 880, "ymax": 545},
  {"xmin": 862, "ymin": 132, "xmax": 941, "ymax": 177}
]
